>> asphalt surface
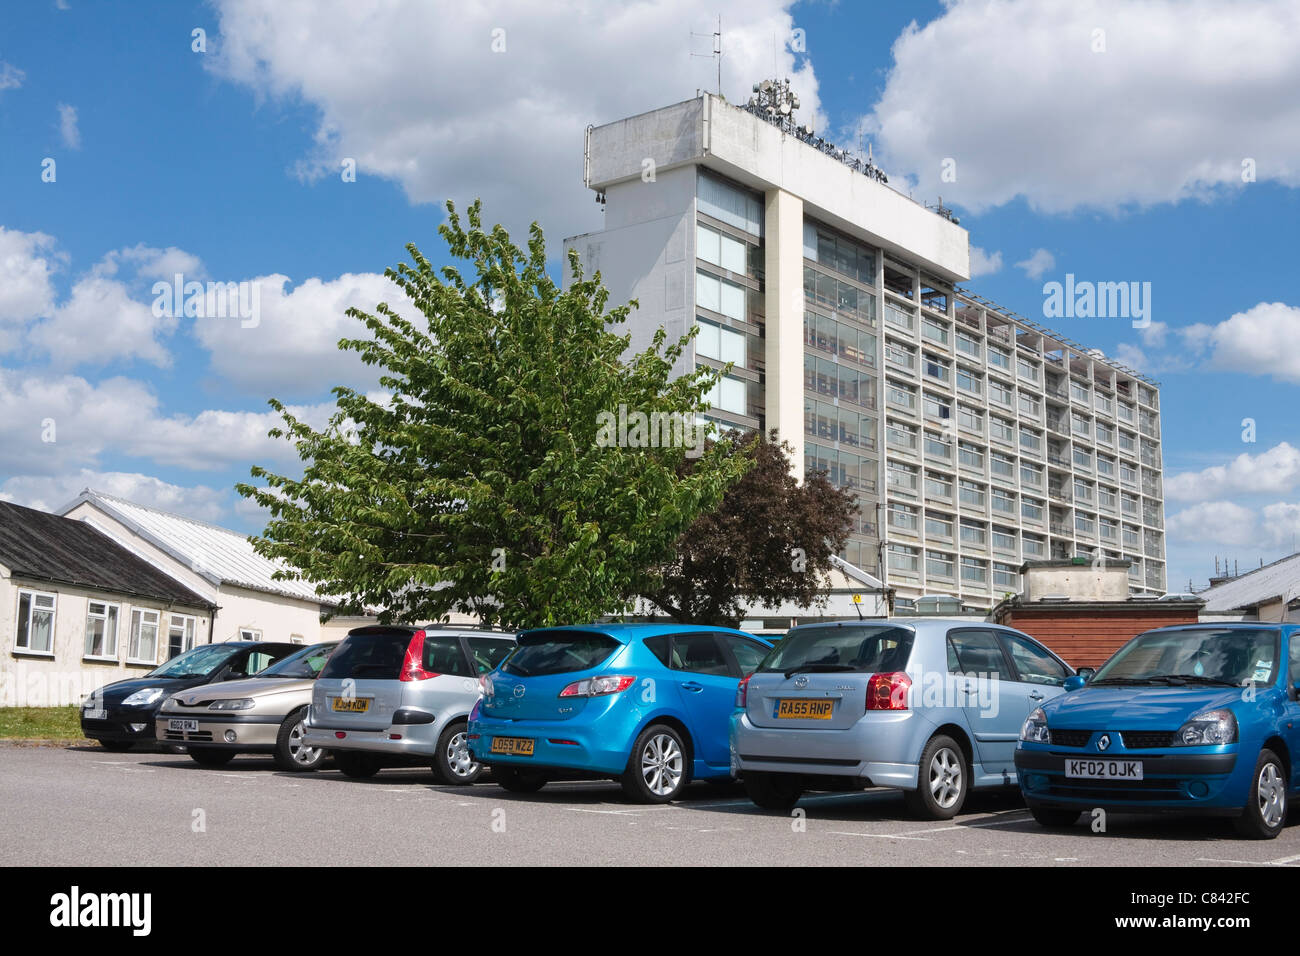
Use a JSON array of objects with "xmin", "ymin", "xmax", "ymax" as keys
[{"xmin": 3, "ymin": 744, "xmax": 1299, "ymax": 867}]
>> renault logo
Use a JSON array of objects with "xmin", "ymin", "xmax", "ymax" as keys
[
  {"xmin": 1097, "ymin": 734, "xmax": 1111, "ymax": 751},
  {"xmin": 512, "ymin": 684, "xmax": 526, "ymax": 699},
  {"xmin": 793, "ymin": 676, "xmax": 809, "ymax": 689}
]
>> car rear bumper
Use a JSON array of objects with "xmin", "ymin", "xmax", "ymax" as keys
[
  {"xmin": 729, "ymin": 710, "xmax": 926, "ymax": 789},
  {"xmin": 304, "ymin": 709, "xmax": 446, "ymax": 756},
  {"xmin": 155, "ymin": 714, "xmax": 282, "ymax": 749},
  {"xmin": 1015, "ymin": 745, "xmax": 1243, "ymax": 811},
  {"xmin": 466, "ymin": 713, "xmax": 634, "ymax": 777}
]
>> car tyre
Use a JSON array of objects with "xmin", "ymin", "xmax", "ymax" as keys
[
  {"xmin": 621, "ymin": 723, "xmax": 688, "ymax": 803},
  {"xmin": 492, "ymin": 767, "xmax": 548, "ymax": 793},
  {"xmin": 188, "ymin": 747, "xmax": 236, "ymax": 767},
  {"xmin": 97, "ymin": 740, "xmax": 133, "ymax": 752},
  {"xmin": 743, "ymin": 772, "xmax": 803, "ymax": 811},
  {"xmin": 1029, "ymin": 806, "xmax": 1082, "ymax": 828},
  {"xmin": 432, "ymin": 721, "xmax": 483, "ymax": 785},
  {"xmin": 274, "ymin": 707, "xmax": 325, "ymax": 772},
  {"xmin": 1234, "ymin": 748, "xmax": 1287, "ymax": 839},
  {"xmin": 904, "ymin": 734, "xmax": 968, "ymax": 820},
  {"xmin": 333, "ymin": 751, "xmax": 382, "ymax": 779}
]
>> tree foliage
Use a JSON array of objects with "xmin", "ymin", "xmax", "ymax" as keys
[
  {"xmin": 237, "ymin": 201, "xmax": 749, "ymax": 629},
  {"xmin": 643, "ymin": 432, "xmax": 858, "ymax": 627}
]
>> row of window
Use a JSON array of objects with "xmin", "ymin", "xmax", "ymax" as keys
[
  {"xmin": 806, "ymin": 442, "xmax": 878, "ymax": 495},
  {"xmin": 884, "ymin": 545, "xmax": 1018, "ymax": 589},
  {"xmin": 804, "ymin": 398, "xmax": 876, "ymax": 452},
  {"xmin": 805, "ymin": 310, "xmax": 877, "ymax": 369},
  {"xmin": 13, "ymin": 589, "xmax": 208, "ymax": 664}
]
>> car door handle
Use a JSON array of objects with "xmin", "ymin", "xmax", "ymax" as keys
[
  {"xmin": 681, "ymin": 682, "xmax": 704, "ymax": 693},
  {"xmin": 1028, "ymin": 691, "xmax": 1045, "ymax": 700}
]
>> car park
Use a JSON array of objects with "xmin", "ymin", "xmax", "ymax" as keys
[
  {"xmin": 304, "ymin": 625, "xmax": 515, "ymax": 784},
  {"xmin": 730, "ymin": 619, "xmax": 1074, "ymax": 818},
  {"xmin": 156, "ymin": 641, "xmax": 338, "ymax": 770},
  {"xmin": 1016, "ymin": 622, "xmax": 1300, "ymax": 839},
  {"xmin": 80, "ymin": 641, "xmax": 301, "ymax": 751},
  {"xmin": 467, "ymin": 623, "xmax": 773, "ymax": 802}
]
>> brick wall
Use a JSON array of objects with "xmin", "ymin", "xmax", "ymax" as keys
[{"xmin": 994, "ymin": 607, "xmax": 1201, "ymax": 670}]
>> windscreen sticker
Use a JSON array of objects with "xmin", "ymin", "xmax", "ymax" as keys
[{"xmin": 1253, "ymin": 661, "xmax": 1273, "ymax": 682}]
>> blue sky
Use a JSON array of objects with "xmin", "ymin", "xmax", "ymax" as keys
[{"xmin": 1, "ymin": 0, "xmax": 1298, "ymax": 593}]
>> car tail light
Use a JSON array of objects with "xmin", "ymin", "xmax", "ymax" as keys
[
  {"xmin": 558, "ymin": 675, "xmax": 636, "ymax": 698},
  {"xmin": 866, "ymin": 672, "xmax": 911, "ymax": 710},
  {"xmin": 399, "ymin": 630, "xmax": 439, "ymax": 682},
  {"xmin": 735, "ymin": 674, "xmax": 752, "ymax": 708}
]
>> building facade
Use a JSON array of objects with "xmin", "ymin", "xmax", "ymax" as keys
[{"xmin": 566, "ymin": 90, "xmax": 1166, "ymax": 610}]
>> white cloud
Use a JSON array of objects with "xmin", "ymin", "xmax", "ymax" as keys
[
  {"xmin": 1166, "ymin": 501, "xmax": 1260, "ymax": 548},
  {"xmin": 0, "ymin": 471, "xmax": 229, "ymax": 521},
  {"xmin": 1110, "ymin": 342, "xmax": 1148, "ymax": 373},
  {"xmin": 30, "ymin": 274, "xmax": 175, "ymax": 367},
  {"xmin": 0, "ymin": 227, "xmax": 60, "ymax": 328},
  {"xmin": 1015, "ymin": 248, "xmax": 1054, "ymax": 280},
  {"xmin": 209, "ymin": 0, "xmax": 819, "ymax": 241},
  {"xmin": 0, "ymin": 61, "xmax": 24, "ymax": 91},
  {"xmin": 968, "ymin": 245, "xmax": 1002, "ymax": 278},
  {"xmin": 57, "ymin": 103, "xmax": 80, "ymax": 149},
  {"xmin": 192, "ymin": 271, "xmax": 410, "ymax": 395},
  {"xmin": 1165, "ymin": 442, "xmax": 1300, "ymax": 502},
  {"xmin": 1193, "ymin": 301, "xmax": 1300, "ymax": 383},
  {"xmin": 98, "ymin": 243, "xmax": 205, "ymax": 282},
  {"xmin": 863, "ymin": 0, "xmax": 1300, "ymax": 214}
]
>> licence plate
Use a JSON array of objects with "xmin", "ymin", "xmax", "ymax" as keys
[
  {"xmin": 490, "ymin": 736, "xmax": 535, "ymax": 756},
  {"xmin": 775, "ymin": 698, "xmax": 834, "ymax": 720},
  {"xmin": 331, "ymin": 697, "xmax": 370, "ymax": 713},
  {"xmin": 167, "ymin": 719, "xmax": 198, "ymax": 732},
  {"xmin": 1065, "ymin": 758, "xmax": 1143, "ymax": 780}
]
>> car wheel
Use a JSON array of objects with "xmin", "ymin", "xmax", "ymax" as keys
[
  {"xmin": 743, "ymin": 772, "xmax": 803, "ymax": 811},
  {"xmin": 621, "ymin": 723, "xmax": 688, "ymax": 803},
  {"xmin": 188, "ymin": 747, "xmax": 236, "ymax": 767},
  {"xmin": 274, "ymin": 707, "xmax": 325, "ymax": 772},
  {"xmin": 1030, "ymin": 806, "xmax": 1082, "ymax": 829},
  {"xmin": 1234, "ymin": 748, "xmax": 1287, "ymax": 839},
  {"xmin": 98, "ymin": 740, "xmax": 133, "ymax": 752},
  {"xmin": 492, "ymin": 767, "xmax": 548, "ymax": 793},
  {"xmin": 904, "ymin": 735, "xmax": 968, "ymax": 820},
  {"xmin": 333, "ymin": 751, "xmax": 382, "ymax": 779},
  {"xmin": 432, "ymin": 721, "xmax": 483, "ymax": 785}
]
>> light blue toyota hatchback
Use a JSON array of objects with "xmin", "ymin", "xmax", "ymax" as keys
[
  {"xmin": 731, "ymin": 619, "xmax": 1075, "ymax": 819},
  {"xmin": 467, "ymin": 623, "xmax": 772, "ymax": 803}
]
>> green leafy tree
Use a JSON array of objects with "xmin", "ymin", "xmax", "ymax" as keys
[
  {"xmin": 643, "ymin": 431, "xmax": 857, "ymax": 627},
  {"xmin": 237, "ymin": 201, "xmax": 749, "ymax": 629}
]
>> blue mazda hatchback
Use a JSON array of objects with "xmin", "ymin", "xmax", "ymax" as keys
[
  {"xmin": 1016, "ymin": 623, "xmax": 1300, "ymax": 838},
  {"xmin": 467, "ymin": 623, "xmax": 772, "ymax": 802}
]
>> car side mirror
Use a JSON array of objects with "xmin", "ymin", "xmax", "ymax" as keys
[{"xmin": 1064, "ymin": 675, "xmax": 1087, "ymax": 692}]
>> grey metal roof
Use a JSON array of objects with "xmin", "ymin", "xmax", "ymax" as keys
[
  {"xmin": 1198, "ymin": 553, "xmax": 1300, "ymax": 613},
  {"xmin": 0, "ymin": 500, "xmax": 215, "ymax": 609},
  {"xmin": 61, "ymin": 490, "xmax": 334, "ymax": 606}
]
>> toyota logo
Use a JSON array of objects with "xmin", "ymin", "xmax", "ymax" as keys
[
  {"xmin": 793, "ymin": 676, "xmax": 809, "ymax": 689},
  {"xmin": 512, "ymin": 684, "xmax": 526, "ymax": 699},
  {"xmin": 1097, "ymin": 734, "xmax": 1111, "ymax": 751}
]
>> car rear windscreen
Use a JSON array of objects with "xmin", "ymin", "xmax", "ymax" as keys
[
  {"xmin": 502, "ymin": 631, "xmax": 619, "ymax": 677},
  {"xmin": 760, "ymin": 625, "xmax": 914, "ymax": 674},
  {"xmin": 318, "ymin": 631, "xmax": 412, "ymax": 680}
]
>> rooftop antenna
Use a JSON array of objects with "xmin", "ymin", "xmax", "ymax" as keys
[{"xmin": 690, "ymin": 15, "xmax": 722, "ymax": 96}]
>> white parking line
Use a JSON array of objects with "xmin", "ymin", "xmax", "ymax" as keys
[
  {"xmin": 893, "ymin": 810, "xmax": 1032, "ymax": 837},
  {"xmin": 1196, "ymin": 857, "xmax": 1300, "ymax": 867},
  {"xmin": 828, "ymin": 830, "xmax": 930, "ymax": 841}
]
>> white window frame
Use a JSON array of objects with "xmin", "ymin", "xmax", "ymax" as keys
[
  {"xmin": 239, "ymin": 627, "xmax": 263, "ymax": 642},
  {"xmin": 14, "ymin": 588, "xmax": 57, "ymax": 656},
  {"xmin": 128, "ymin": 608, "xmax": 161, "ymax": 665},
  {"xmin": 84, "ymin": 600, "xmax": 121, "ymax": 661},
  {"xmin": 167, "ymin": 613, "xmax": 198, "ymax": 658}
]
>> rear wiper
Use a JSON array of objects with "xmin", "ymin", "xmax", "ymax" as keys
[{"xmin": 782, "ymin": 664, "xmax": 856, "ymax": 679}]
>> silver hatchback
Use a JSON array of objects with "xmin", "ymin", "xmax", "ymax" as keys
[
  {"xmin": 304, "ymin": 625, "xmax": 515, "ymax": 784},
  {"xmin": 730, "ymin": 619, "xmax": 1074, "ymax": 818}
]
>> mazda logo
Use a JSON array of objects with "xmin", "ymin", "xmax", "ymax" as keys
[
  {"xmin": 1097, "ymin": 734, "xmax": 1111, "ymax": 751},
  {"xmin": 793, "ymin": 676, "xmax": 809, "ymax": 689},
  {"xmin": 512, "ymin": 684, "xmax": 526, "ymax": 699}
]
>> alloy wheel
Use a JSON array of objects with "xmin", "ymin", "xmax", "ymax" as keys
[
  {"xmin": 446, "ymin": 730, "xmax": 478, "ymax": 778},
  {"xmin": 288, "ymin": 720, "xmax": 319, "ymax": 766},
  {"xmin": 928, "ymin": 747, "xmax": 963, "ymax": 809},
  {"xmin": 640, "ymin": 733, "xmax": 683, "ymax": 796},
  {"xmin": 1258, "ymin": 761, "xmax": 1286, "ymax": 828}
]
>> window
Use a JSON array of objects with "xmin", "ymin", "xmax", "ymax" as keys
[
  {"xmin": 887, "ymin": 381, "xmax": 917, "ymax": 410},
  {"xmin": 956, "ymin": 366, "xmax": 982, "ymax": 394},
  {"xmin": 957, "ymin": 405, "xmax": 982, "ymax": 432},
  {"xmin": 805, "ymin": 311, "xmax": 876, "ymax": 367},
  {"xmin": 1099, "ymin": 487, "xmax": 1118, "ymax": 511},
  {"xmin": 1073, "ymin": 479, "xmax": 1094, "ymax": 502},
  {"xmin": 1097, "ymin": 454, "xmax": 1116, "ymax": 477},
  {"xmin": 726, "ymin": 635, "xmax": 771, "ymax": 677},
  {"xmin": 959, "ymin": 480, "xmax": 986, "ymax": 508},
  {"xmin": 1070, "ymin": 381, "xmax": 1090, "ymax": 403},
  {"xmin": 990, "ymin": 452, "xmax": 1014, "ymax": 478},
  {"xmin": 1119, "ymin": 430, "xmax": 1137, "ymax": 452},
  {"xmin": 698, "ymin": 171, "xmax": 762, "ymax": 234},
  {"xmin": 695, "ymin": 271, "xmax": 746, "ymax": 321},
  {"xmin": 1097, "ymin": 422, "xmax": 1114, "ymax": 445},
  {"xmin": 992, "ymin": 488, "xmax": 1017, "ymax": 515},
  {"xmin": 956, "ymin": 331, "xmax": 981, "ymax": 358},
  {"xmin": 696, "ymin": 223, "xmax": 748, "ymax": 273},
  {"xmin": 987, "ymin": 345, "xmax": 1010, "ymax": 370},
  {"xmin": 803, "ymin": 223, "xmax": 875, "ymax": 285},
  {"xmin": 466, "ymin": 637, "xmax": 515, "ymax": 675},
  {"xmin": 922, "ymin": 317, "xmax": 950, "ymax": 345},
  {"xmin": 1020, "ymin": 462, "xmax": 1043, "ymax": 487},
  {"xmin": 1073, "ymin": 446, "xmax": 1092, "ymax": 470},
  {"xmin": 1001, "ymin": 633, "xmax": 1067, "ymax": 686},
  {"xmin": 1019, "ymin": 426, "xmax": 1042, "ymax": 451},
  {"xmin": 1076, "ymin": 514, "xmax": 1095, "ymax": 535},
  {"xmin": 889, "ymin": 461, "xmax": 919, "ymax": 493},
  {"xmin": 1016, "ymin": 357, "xmax": 1039, "ymax": 382},
  {"xmin": 1018, "ymin": 392, "xmax": 1040, "ymax": 417},
  {"xmin": 926, "ymin": 550, "xmax": 955, "ymax": 579},
  {"xmin": 888, "ymin": 503, "xmax": 919, "ymax": 532},
  {"xmin": 15, "ymin": 589, "xmax": 56, "ymax": 654},
  {"xmin": 239, "ymin": 627, "xmax": 263, "ymax": 641},
  {"xmin": 887, "ymin": 544, "xmax": 920, "ymax": 574},
  {"xmin": 1120, "ymin": 462, "xmax": 1139, "ymax": 485},
  {"xmin": 925, "ymin": 513, "xmax": 954, "ymax": 538},
  {"xmin": 696, "ymin": 319, "xmax": 746, "ymax": 368},
  {"xmin": 885, "ymin": 302, "xmax": 915, "ymax": 331},
  {"xmin": 1022, "ymin": 534, "xmax": 1045, "ymax": 556},
  {"xmin": 924, "ymin": 432, "xmax": 952, "ymax": 460},
  {"xmin": 960, "ymin": 556, "xmax": 988, "ymax": 584},
  {"xmin": 129, "ymin": 609, "xmax": 161, "ymax": 664},
  {"xmin": 704, "ymin": 373, "xmax": 747, "ymax": 415},
  {"xmin": 662, "ymin": 634, "xmax": 730, "ymax": 676},
  {"xmin": 990, "ymin": 417, "xmax": 1014, "ymax": 444},
  {"xmin": 887, "ymin": 421, "xmax": 918, "ymax": 450},
  {"xmin": 923, "ymin": 353, "xmax": 949, "ymax": 382},
  {"xmin": 992, "ymin": 527, "xmax": 1017, "ymax": 551},
  {"xmin": 1095, "ymin": 393, "xmax": 1113, "ymax": 415},
  {"xmin": 84, "ymin": 601, "xmax": 120, "ymax": 659},
  {"xmin": 959, "ymin": 442, "xmax": 985, "ymax": 470},
  {"xmin": 168, "ymin": 614, "xmax": 197, "ymax": 659},
  {"xmin": 1071, "ymin": 412, "xmax": 1091, "ymax": 437},
  {"xmin": 988, "ymin": 380, "xmax": 1013, "ymax": 407},
  {"xmin": 923, "ymin": 394, "xmax": 951, "ymax": 421},
  {"xmin": 925, "ymin": 473, "xmax": 953, "ymax": 499},
  {"xmin": 1022, "ymin": 497, "xmax": 1044, "ymax": 521},
  {"xmin": 885, "ymin": 340, "xmax": 916, "ymax": 370},
  {"xmin": 423, "ymin": 634, "xmax": 471, "ymax": 676},
  {"xmin": 960, "ymin": 518, "xmax": 986, "ymax": 545},
  {"xmin": 947, "ymin": 629, "xmax": 1009, "ymax": 680},
  {"xmin": 993, "ymin": 562, "xmax": 1019, "ymax": 590}
]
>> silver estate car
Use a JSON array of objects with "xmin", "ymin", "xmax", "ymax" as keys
[
  {"xmin": 304, "ymin": 625, "xmax": 515, "ymax": 784},
  {"xmin": 730, "ymin": 619, "xmax": 1075, "ymax": 819},
  {"xmin": 157, "ymin": 642, "xmax": 338, "ymax": 771}
]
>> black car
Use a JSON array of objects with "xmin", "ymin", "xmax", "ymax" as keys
[{"xmin": 80, "ymin": 641, "xmax": 299, "ymax": 750}]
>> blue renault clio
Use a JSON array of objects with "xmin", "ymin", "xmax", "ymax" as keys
[
  {"xmin": 467, "ymin": 623, "xmax": 772, "ymax": 802},
  {"xmin": 1016, "ymin": 623, "xmax": 1300, "ymax": 838}
]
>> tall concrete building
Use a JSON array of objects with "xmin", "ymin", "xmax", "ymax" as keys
[{"xmin": 565, "ymin": 88, "xmax": 1166, "ymax": 609}]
